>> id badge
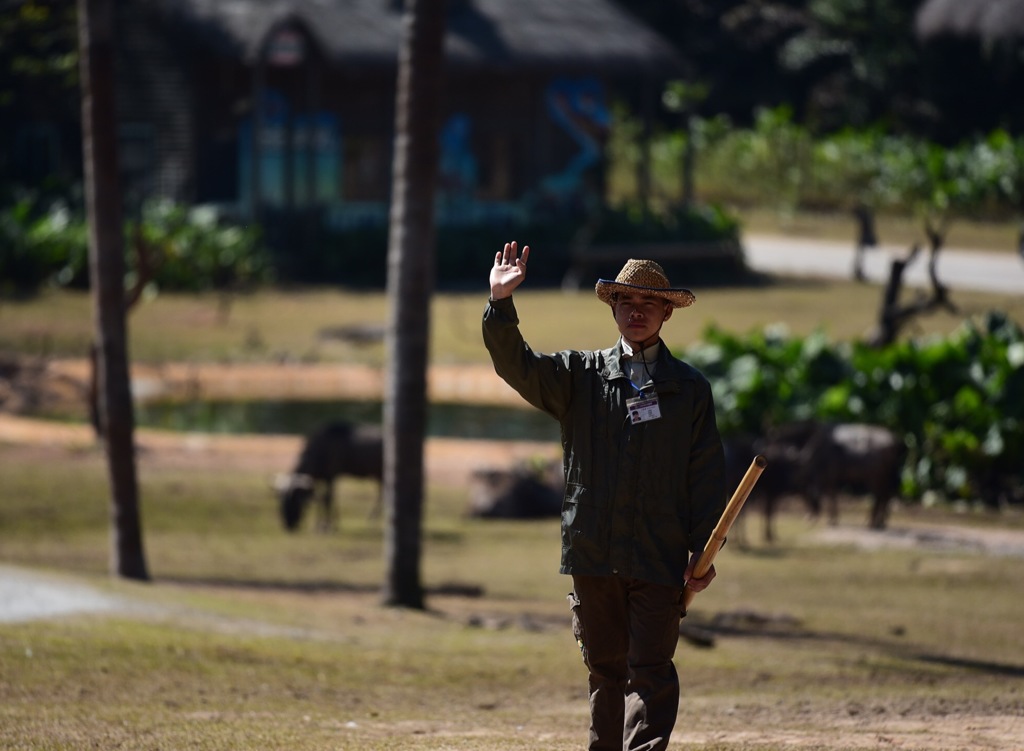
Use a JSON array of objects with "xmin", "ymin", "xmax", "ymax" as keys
[{"xmin": 626, "ymin": 394, "xmax": 661, "ymax": 424}]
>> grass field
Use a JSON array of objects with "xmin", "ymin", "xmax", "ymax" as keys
[
  {"xmin": 1, "ymin": 437, "xmax": 1023, "ymax": 750},
  {"xmin": 3, "ymin": 207, "xmax": 1023, "ymax": 368},
  {"xmin": 3, "ymin": 276, "xmax": 1023, "ymax": 369},
  {"xmin": 735, "ymin": 208, "xmax": 1022, "ymax": 253},
  {"xmin": 2, "ymin": 229, "xmax": 1024, "ymax": 749}
]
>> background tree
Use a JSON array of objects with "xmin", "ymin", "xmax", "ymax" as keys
[
  {"xmin": 614, "ymin": 0, "xmax": 803, "ymax": 126},
  {"xmin": 77, "ymin": 0, "xmax": 148, "ymax": 580},
  {"xmin": 1, "ymin": 0, "xmax": 81, "ymax": 198},
  {"xmin": 615, "ymin": 0, "xmax": 1023, "ymax": 142},
  {"xmin": 381, "ymin": 0, "xmax": 447, "ymax": 609},
  {"xmin": 775, "ymin": 0, "xmax": 922, "ymax": 132},
  {"xmin": 916, "ymin": 0, "xmax": 1024, "ymax": 143}
]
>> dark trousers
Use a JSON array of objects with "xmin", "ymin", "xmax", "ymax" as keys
[{"xmin": 569, "ymin": 574, "xmax": 683, "ymax": 751}]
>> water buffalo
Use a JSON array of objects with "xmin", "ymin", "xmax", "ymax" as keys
[
  {"xmin": 757, "ymin": 419, "xmax": 906, "ymax": 532},
  {"xmin": 725, "ymin": 431, "xmax": 813, "ymax": 545},
  {"xmin": 800, "ymin": 421, "xmax": 906, "ymax": 530},
  {"xmin": 466, "ymin": 459, "xmax": 564, "ymax": 519},
  {"xmin": 275, "ymin": 420, "xmax": 383, "ymax": 532},
  {"xmin": 727, "ymin": 419, "xmax": 906, "ymax": 543}
]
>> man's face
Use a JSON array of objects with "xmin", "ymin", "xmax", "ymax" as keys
[{"xmin": 613, "ymin": 292, "xmax": 673, "ymax": 346}]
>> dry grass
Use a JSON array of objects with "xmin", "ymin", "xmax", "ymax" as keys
[
  {"xmin": 3, "ymin": 278, "xmax": 1022, "ymax": 370},
  {"xmin": 1, "ymin": 440, "xmax": 1024, "ymax": 750},
  {"xmin": 2, "ymin": 232, "xmax": 1024, "ymax": 748},
  {"xmin": 735, "ymin": 207, "xmax": 1021, "ymax": 253}
]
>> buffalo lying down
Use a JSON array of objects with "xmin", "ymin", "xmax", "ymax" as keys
[
  {"xmin": 275, "ymin": 420, "xmax": 383, "ymax": 532},
  {"xmin": 467, "ymin": 459, "xmax": 564, "ymax": 519}
]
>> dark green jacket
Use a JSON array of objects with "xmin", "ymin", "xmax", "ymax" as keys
[{"xmin": 483, "ymin": 296, "xmax": 727, "ymax": 589}]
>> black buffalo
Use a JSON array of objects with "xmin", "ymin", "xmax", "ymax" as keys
[
  {"xmin": 725, "ymin": 431, "xmax": 810, "ymax": 545},
  {"xmin": 759, "ymin": 420, "xmax": 906, "ymax": 533},
  {"xmin": 275, "ymin": 421, "xmax": 383, "ymax": 532},
  {"xmin": 727, "ymin": 420, "xmax": 906, "ymax": 543},
  {"xmin": 466, "ymin": 459, "xmax": 564, "ymax": 519}
]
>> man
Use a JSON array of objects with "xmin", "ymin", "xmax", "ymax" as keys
[{"xmin": 482, "ymin": 241, "xmax": 726, "ymax": 751}]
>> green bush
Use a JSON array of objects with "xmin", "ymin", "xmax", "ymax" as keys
[
  {"xmin": 586, "ymin": 202, "xmax": 740, "ymax": 244},
  {"xmin": 616, "ymin": 104, "xmax": 1024, "ymax": 223},
  {"xmin": 685, "ymin": 313, "xmax": 1024, "ymax": 507},
  {"xmin": 284, "ymin": 203, "xmax": 742, "ymax": 290},
  {"xmin": 0, "ymin": 196, "xmax": 274, "ymax": 295},
  {"xmin": 0, "ymin": 196, "xmax": 87, "ymax": 295},
  {"xmin": 134, "ymin": 202, "xmax": 274, "ymax": 292}
]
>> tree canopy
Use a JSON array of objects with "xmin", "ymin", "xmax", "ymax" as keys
[{"xmin": 615, "ymin": 0, "xmax": 1024, "ymax": 143}]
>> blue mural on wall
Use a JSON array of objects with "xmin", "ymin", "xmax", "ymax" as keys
[
  {"xmin": 238, "ymin": 89, "xmax": 340, "ymax": 208},
  {"xmin": 538, "ymin": 77, "xmax": 611, "ymax": 206},
  {"xmin": 438, "ymin": 113, "xmax": 478, "ymax": 206},
  {"xmin": 434, "ymin": 111, "xmax": 529, "ymax": 226},
  {"xmin": 240, "ymin": 81, "xmax": 609, "ymax": 226}
]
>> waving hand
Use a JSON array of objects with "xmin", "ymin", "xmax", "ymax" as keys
[{"xmin": 489, "ymin": 241, "xmax": 530, "ymax": 300}]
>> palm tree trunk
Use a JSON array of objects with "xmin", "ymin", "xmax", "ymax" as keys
[
  {"xmin": 77, "ymin": 0, "xmax": 149, "ymax": 581},
  {"xmin": 382, "ymin": 0, "xmax": 447, "ymax": 608}
]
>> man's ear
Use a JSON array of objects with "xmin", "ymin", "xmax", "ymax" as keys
[{"xmin": 663, "ymin": 304, "xmax": 674, "ymax": 322}]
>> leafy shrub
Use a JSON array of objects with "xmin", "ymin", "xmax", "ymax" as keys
[
  {"xmin": 685, "ymin": 313, "xmax": 1024, "ymax": 507},
  {"xmin": 0, "ymin": 196, "xmax": 273, "ymax": 294},
  {"xmin": 133, "ymin": 202, "xmax": 274, "ymax": 292},
  {"xmin": 0, "ymin": 195, "xmax": 87, "ymax": 295},
  {"xmin": 586, "ymin": 202, "xmax": 740, "ymax": 244},
  {"xmin": 617, "ymin": 104, "xmax": 1024, "ymax": 223},
  {"xmin": 284, "ymin": 202, "xmax": 742, "ymax": 289}
]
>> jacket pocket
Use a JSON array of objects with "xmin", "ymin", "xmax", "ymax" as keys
[
  {"xmin": 567, "ymin": 591, "xmax": 589, "ymax": 667},
  {"xmin": 562, "ymin": 486, "xmax": 611, "ymax": 566}
]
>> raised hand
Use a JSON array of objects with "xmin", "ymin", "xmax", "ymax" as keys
[{"xmin": 489, "ymin": 241, "xmax": 530, "ymax": 300}]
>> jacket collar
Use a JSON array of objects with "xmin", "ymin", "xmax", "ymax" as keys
[{"xmin": 600, "ymin": 338, "xmax": 693, "ymax": 391}]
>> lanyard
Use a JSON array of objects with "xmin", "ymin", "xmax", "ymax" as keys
[{"xmin": 624, "ymin": 354, "xmax": 657, "ymax": 394}]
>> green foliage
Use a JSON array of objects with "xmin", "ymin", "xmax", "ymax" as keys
[
  {"xmin": 685, "ymin": 314, "xmax": 1024, "ymax": 505},
  {"xmin": 0, "ymin": 195, "xmax": 87, "ymax": 295},
  {"xmin": 0, "ymin": 0, "xmax": 79, "ymax": 100},
  {"xmin": 286, "ymin": 203, "xmax": 742, "ymax": 289},
  {"xmin": 0, "ymin": 1, "xmax": 80, "ymax": 194},
  {"xmin": 621, "ymin": 104, "xmax": 1024, "ymax": 226},
  {"xmin": 0, "ymin": 197, "xmax": 274, "ymax": 295},
  {"xmin": 588, "ymin": 202, "xmax": 740, "ymax": 245},
  {"xmin": 134, "ymin": 201, "xmax": 274, "ymax": 292},
  {"xmin": 661, "ymin": 80, "xmax": 710, "ymax": 114},
  {"xmin": 689, "ymin": 107, "xmax": 816, "ymax": 214}
]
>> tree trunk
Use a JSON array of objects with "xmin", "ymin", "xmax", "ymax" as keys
[
  {"xmin": 381, "ymin": 0, "xmax": 447, "ymax": 609},
  {"xmin": 77, "ymin": 0, "xmax": 149, "ymax": 581},
  {"xmin": 866, "ymin": 230, "xmax": 957, "ymax": 348}
]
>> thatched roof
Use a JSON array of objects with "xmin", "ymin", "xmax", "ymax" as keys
[
  {"xmin": 916, "ymin": 0, "xmax": 1024, "ymax": 43},
  {"xmin": 154, "ymin": 0, "xmax": 682, "ymax": 75}
]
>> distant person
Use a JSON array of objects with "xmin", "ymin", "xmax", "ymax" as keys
[
  {"xmin": 852, "ymin": 202, "xmax": 878, "ymax": 282},
  {"xmin": 483, "ymin": 242, "xmax": 727, "ymax": 751}
]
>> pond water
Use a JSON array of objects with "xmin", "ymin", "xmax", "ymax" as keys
[{"xmin": 134, "ymin": 399, "xmax": 560, "ymax": 443}]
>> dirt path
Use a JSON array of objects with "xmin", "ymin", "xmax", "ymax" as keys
[
  {"xmin": 2, "ymin": 359, "xmax": 558, "ymax": 486},
  {"xmin": 0, "ymin": 412, "xmax": 558, "ymax": 488},
  {"xmin": 43, "ymin": 358, "xmax": 526, "ymax": 406}
]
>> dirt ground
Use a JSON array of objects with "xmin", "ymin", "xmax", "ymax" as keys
[
  {"xmin": 0, "ymin": 358, "xmax": 559, "ymax": 486},
  {"xmin": 4, "ymin": 359, "xmax": 1024, "ymax": 749}
]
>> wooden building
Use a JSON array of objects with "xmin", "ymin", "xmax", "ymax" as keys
[{"xmin": 112, "ymin": 0, "xmax": 682, "ymax": 239}]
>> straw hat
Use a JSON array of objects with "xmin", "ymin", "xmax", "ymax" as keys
[{"xmin": 594, "ymin": 259, "xmax": 695, "ymax": 308}]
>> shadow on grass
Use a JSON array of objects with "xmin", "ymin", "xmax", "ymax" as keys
[
  {"xmin": 156, "ymin": 575, "xmax": 485, "ymax": 599},
  {"xmin": 685, "ymin": 609, "xmax": 1024, "ymax": 678}
]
